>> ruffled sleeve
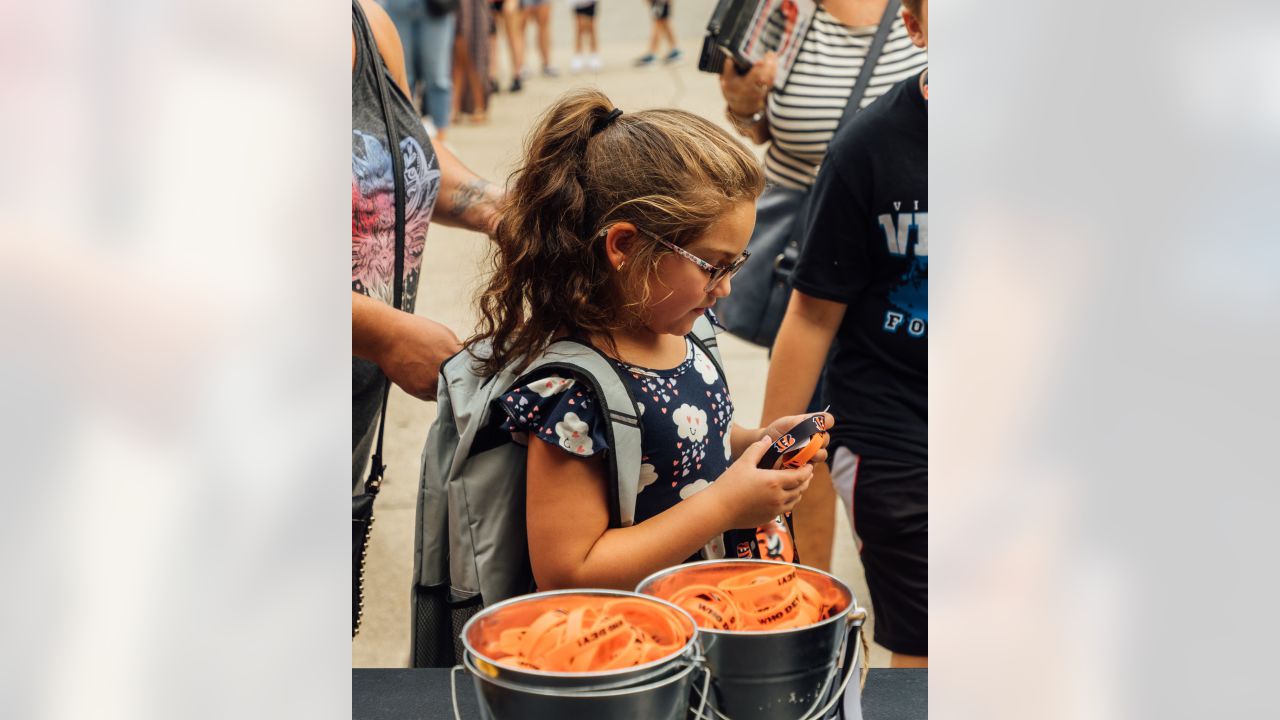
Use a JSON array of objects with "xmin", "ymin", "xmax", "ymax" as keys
[{"xmin": 498, "ymin": 372, "xmax": 611, "ymax": 458}]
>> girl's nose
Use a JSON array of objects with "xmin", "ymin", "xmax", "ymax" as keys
[{"xmin": 711, "ymin": 274, "xmax": 732, "ymax": 297}]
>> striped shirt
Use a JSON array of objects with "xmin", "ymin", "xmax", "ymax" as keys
[{"xmin": 765, "ymin": 9, "xmax": 928, "ymax": 189}]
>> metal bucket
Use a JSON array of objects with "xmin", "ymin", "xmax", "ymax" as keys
[
  {"xmin": 461, "ymin": 652, "xmax": 703, "ymax": 720},
  {"xmin": 636, "ymin": 560, "xmax": 867, "ymax": 720},
  {"xmin": 456, "ymin": 589, "xmax": 705, "ymax": 720}
]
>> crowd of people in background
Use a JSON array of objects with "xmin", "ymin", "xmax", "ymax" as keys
[{"xmin": 378, "ymin": 0, "xmax": 685, "ymax": 133}]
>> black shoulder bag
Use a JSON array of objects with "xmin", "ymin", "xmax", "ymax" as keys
[
  {"xmin": 353, "ymin": 0, "xmax": 408, "ymax": 638},
  {"xmin": 716, "ymin": 0, "xmax": 900, "ymax": 348}
]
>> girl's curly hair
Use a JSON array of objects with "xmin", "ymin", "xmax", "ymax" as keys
[{"xmin": 469, "ymin": 88, "xmax": 764, "ymax": 376}]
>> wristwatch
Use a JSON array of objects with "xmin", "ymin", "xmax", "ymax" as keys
[{"xmin": 726, "ymin": 105, "xmax": 765, "ymax": 132}]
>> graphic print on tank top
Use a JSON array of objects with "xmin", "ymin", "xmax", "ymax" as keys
[{"xmin": 351, "ymin": 130, "xmax": 439, "ymax": 314}]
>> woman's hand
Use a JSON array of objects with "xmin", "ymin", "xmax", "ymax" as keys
[
  {"xmin": 760, "ymin": 412, "xmax": 836, "ymax": 466},
  {"xmin": 375, "ymin": 313, "xmax": 462, "ymax": 400},
  {"xmin": 720, "ymin": 52, "xmax": 778, "ymax": 117},
  {"xmin": 709, "ymin": 435, "xmax": 814, "ymax": 529},
  {"xmin": 353, "ymin": 291, "xmax": 461, "ymax": 401}
]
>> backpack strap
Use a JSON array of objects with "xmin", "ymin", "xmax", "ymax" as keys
[
  {"xmin": 690, "ymin": 312, "xmax": 727, "ymax": 388},
  {"xmin": 513, "ymin": 340, "xmax": 643, "ymax": 528}
]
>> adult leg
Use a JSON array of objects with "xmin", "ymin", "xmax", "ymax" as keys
[
  {"xmin": 504, "ymin": 0, "xmax": 526, "ymax": 90},
  {"xmin": 533, "ymin": 3, "xmax": 554, "ymax": 73},
  {"xmin": 657, "ymin": 18, "xmax": 680, "ymax": 62},
  {"xmin": 570, "ymin": 13, "xmax": 586, "ymax": 74},
  {"xmin": 635, "ymin": 3, "xmax": 659, "ymax": 66},
  {"xmin": 488, "ymin": 0, "xmax": 502, "ymax": 90},
  {"xmin": 387, "ymin": 10, "xmax": 423, "ymax": 111},
  {"xmin": 451, "ymin": 33, "xmax": 468, "ymax": 124},
  {"xmin": 791, "ymin": 462, "xmax": 836, "ymax": 571},
  {"xmin": 420, "ymin": 11, "xmax": 458, "ymax": 136},
  {"xmin": 655, "ymin": 0, "xmax": 680, "ymax": 61}
]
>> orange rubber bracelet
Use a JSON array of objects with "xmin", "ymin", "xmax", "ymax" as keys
[
  {"xmin": 481, "ymin": 596, "xmax": 691, "ymax": 672},
  {"xmin": 781, "ymin": 431, "xmax": 828, "ymax": 469},
  {"xmin": 651, "ymin": 565, "xmax": 846, "ymax": 633}
]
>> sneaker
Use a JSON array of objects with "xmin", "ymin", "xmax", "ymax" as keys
[
  {"xmin": 586, "ymin": 54, "xmax": 603, "ymax": 72},
  {"xmin": 633, "ymin": 53, "xmax": 656, "ymax": 67},
  {"xmin": 488, "ymin": 77, "xmax": 500, "ymax": 94},
  {"xmin": 663, "ymin": 49, "xmax": 683, "ymax": 64},
  {"xmin": 569, "ymin": 55, "xmax": 584, "ymax": 74},
  {"xmin": 509, "ymin": 75, "xmax": 523, "ymax": 93},
  {"xmin": 542, "ymin": 65, "xmax": 560, "ymax": 78}
]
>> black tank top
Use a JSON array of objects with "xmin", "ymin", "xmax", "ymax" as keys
[{"xmin": 351, "ymin": 0, "xmax": 440, "ymax": 455}]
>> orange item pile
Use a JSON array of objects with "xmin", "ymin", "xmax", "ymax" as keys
[
  {"xmin": 660, "ymin": 564, "xmax": 845, "ymax": 631},
  {"xmin": 475, "ymin": 596, "xmax": 692, "ymax": 672}
]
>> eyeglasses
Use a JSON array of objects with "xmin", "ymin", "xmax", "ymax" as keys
[
  {"xmin": 597, "ymin": 226, "xmax": 750, "ymax": 293},
  {"xmin": 653, "ymin": 237, "xmax": 751, "ymax": 293}
]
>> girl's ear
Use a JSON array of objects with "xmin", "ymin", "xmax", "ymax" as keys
[{"xmin": 602, "ymin": 223, "xmax": 640, "ymax": 270}]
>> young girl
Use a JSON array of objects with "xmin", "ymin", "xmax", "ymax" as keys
[{"xmin": 469, "ymin": 89, "xmax": 834, "ymax": 592}]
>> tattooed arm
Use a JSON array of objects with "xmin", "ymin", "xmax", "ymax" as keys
[
  {"xmin": 433, "ymin": 141, "xmax": 504, "ymax": 235},
  {"xmin": 359, "ymin": 0, "xmax": 503, "ymax": 236}
]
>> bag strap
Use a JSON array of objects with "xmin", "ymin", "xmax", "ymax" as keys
[
  {"xmin": 836, "ymin": 0, "xmax": 901, "ymax": 131},
  {"xmin": 356, "ymin": 0, "xmax": 407, "ymax": 499},
  {"xmin": 689, "ymin": 313, "xmax": 725, "ymax": 384},
  {"xmin": 778, "ymin": 2, "xmax": 900, "ymax": 263},
  {"xmin": 515, "ymin": 341, "xmax": 643, "ymax": 528}
]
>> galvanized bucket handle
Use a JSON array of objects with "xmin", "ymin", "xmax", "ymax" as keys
[
  {"xmin": 450, "ymin": 665, "xmax": 466, "ymax": 720},
  {"xmin": 688, "ymin": 606, "xmax": 868, "ymax": 720}
]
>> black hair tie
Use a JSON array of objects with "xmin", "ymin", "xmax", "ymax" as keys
[{"xmin": 590, "ymin": 108, "xmax": 624, "ymax": 136}]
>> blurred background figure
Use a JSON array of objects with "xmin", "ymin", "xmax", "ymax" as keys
[
  {"xmin": 521, "ymin": 0, "xmax": 559, "ymax": 77},
  {"xmin": 489, "ymin": 0, "xmax": 527, "ymax": 92},
  {"xmin": 634, "ymin": 0, "xmax": 679, "ymax": 66},
  {"xmin": 381, "ymin": 0, "xmax": 459, "ymax": 140},
  {"xmin": 453, "ymin": 0, "xmax": 493, "ymax": 123},
  {"xmin": 568, "ymin": 0, "xmax": 602, "ymax": 74},
  {"xmin": 722, "ymin": 0, "xmax": 926, "ymax": 572}
]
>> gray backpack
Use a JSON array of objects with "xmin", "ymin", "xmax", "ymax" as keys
[{"xmin": 410, "ymin": 316, "xmax": 723, "ymax": 667}]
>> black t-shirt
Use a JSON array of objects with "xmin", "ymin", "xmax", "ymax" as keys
[{"xmin": 792, "ymin": 72, "xmax": 927, "ymax": 464}]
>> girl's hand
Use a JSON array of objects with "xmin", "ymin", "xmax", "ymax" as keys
[
  {"xmin": 720, "ymin": 51, "xmax": 778, "ymax": 117},
  {"xmin": 760, "ymin": 412, "xmax": 836, "ymax": 466},
  {"xmin": 710, "ymin": 435, "xmax": 814, "ymax": 529}
]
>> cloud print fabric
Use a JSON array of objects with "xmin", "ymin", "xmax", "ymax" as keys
[{"xmin": 498, "ymin": 324, "xmax": 736, "ymax": 548}]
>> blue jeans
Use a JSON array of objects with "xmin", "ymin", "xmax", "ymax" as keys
[{"xmin": 386, "ymin": 6, "xmax": 456, "ymax": 129}]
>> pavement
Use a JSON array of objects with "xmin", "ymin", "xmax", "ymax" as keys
[{"xmin": 353, "ymin": 0, "xmax": 892, "ymax": 668}]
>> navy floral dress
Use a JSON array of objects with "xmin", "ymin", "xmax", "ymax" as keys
[{"xmin": 499, "ymin": 313, "xmax": 736, "ymax": 560}]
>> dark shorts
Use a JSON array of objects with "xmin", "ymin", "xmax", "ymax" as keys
[
  {"xmin": 649, "ymin": 0, "xmax": 671, "ymax": 21},
  {"xmin": 830, "ymin": 447, "xmax": 927, "ymax": 656},
  {"xmin": 489, "ymin": 0, "xmax": 503, "ymax": 34},
  {"xmin": 573, "ymin": 2, "xmax": 597, "ymax": 17}
]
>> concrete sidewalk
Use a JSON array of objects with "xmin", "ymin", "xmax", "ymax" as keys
[{"xmin": 353, "ymin": 0, "xmax": 891, "ymax": 668}]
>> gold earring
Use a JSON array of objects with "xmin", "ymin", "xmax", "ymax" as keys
[{"xmin": 616, "ymin": 260, "xmax": 626, "ymax": 271}]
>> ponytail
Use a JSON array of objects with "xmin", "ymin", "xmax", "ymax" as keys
[{"xmin": 471, "ymin": 89, "xmax": 764, "ymax": 376}]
